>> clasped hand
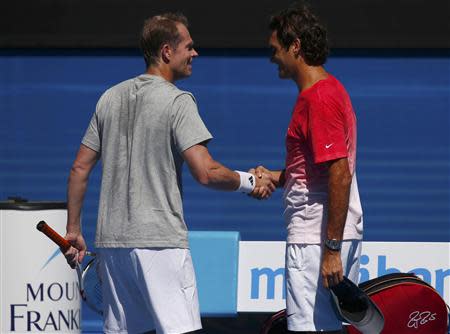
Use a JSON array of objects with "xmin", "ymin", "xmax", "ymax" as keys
[
  {"xmin": 63, "ymin": 232, "xmax": 87, "ymax": 268},
  {"xmin": 248, "ymin": 165, "xmax": 276, "ymax": 200}
]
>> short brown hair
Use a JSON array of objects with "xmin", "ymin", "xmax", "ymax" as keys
[
  {"xmin": 269, "ymin": 2, "xmax": 329, "ymax": 66},
  {"xmin": 140, "ymin": 12, "xmax": 188, "ymax": 68}
]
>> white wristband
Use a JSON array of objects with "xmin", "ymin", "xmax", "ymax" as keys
[{"xmin": 235, "ymin": 171, "xmax": 256, "ymax": 193}]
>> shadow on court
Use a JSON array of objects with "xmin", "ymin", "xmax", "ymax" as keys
[{"xmin": 199, "ymin": 314, "xmax": 270, "ymax": 333}]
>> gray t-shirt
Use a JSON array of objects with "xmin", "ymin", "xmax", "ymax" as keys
[{"xmin": 82, "ymin": 74, "xmax": 212, "ymax": 248}]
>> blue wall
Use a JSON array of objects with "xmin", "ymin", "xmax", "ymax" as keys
[{"xmin": 1, "ymin": 50, "xmax": 449, "ymax": 246}]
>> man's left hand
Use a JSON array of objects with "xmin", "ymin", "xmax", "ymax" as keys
[{"xmin": 321, "ymin": 248, "xmax": 343, "ymax": 288}]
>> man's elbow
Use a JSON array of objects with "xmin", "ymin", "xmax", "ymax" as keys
[
  {"xmin": 341, "ymin": 170, "xmax": 353, "ymax": 189},
  {"xmin": 188, "ymin": 157, "xmax": 218, "ymax": 187},
  {"xmin": 194, "ymin": 172, "xmax": 211, "ymax": 187},
  {"xmin": 69, "ymin": 162, "xmax": 90, "ymax": 180}
]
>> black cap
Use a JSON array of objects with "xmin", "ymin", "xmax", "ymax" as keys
[{"xmin": 330, "ymin": 277, "xmax": 384, "ymax": 334}]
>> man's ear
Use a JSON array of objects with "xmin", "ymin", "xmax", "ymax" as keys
[
  {"xmin": 291, "ymin": 38, "xmax": 302, "ymax": 58},
  {"xmin": 161, "ymin": 44, "xmax": 171, "ymax": 64}
]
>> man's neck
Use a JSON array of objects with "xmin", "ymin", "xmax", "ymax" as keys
[
  {"xmin": 146, "ymin": 66, "xmax": 175, "ymax": 83},
  {"xmin": 294, "ymin": 64, "xmax": 328, "ymax": 92}
]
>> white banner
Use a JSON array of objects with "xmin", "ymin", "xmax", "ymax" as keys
[
  {"xmin": 0, "ymin": 209, "xmax": 81, "ymax": 333},
  {"xmin": 237, "ymin": 241, "xmax": 450, "ymax": 312}
]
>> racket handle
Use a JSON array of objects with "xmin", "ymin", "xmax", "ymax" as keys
[{"xmin": 36, "ymin": 220, "xmax": 71, "ymax": 253}]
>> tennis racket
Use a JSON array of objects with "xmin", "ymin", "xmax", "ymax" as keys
[{"xmin": 36, "ymin": 220, "xmax": 103, "ymax": 315}]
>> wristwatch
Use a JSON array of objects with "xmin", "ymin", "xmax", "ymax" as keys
[{"xmin": 325, "ymin": 239, "xmax": 342, "ymax": 251}]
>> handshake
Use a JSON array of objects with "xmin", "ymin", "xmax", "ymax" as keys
[{"xmin": 248, "ymin": 166, "xmax": 278, "ymax": 200}]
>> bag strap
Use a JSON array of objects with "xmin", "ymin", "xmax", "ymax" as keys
[
  {"xmin": 359, "ymin": 273, "xmax": 436, "ymax": 295},
  {"xmin": 260, "ymin": 309, "xmax": 286, "ymax": 334}
]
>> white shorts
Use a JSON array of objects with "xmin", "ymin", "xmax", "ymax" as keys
[
  {"xmin": 98, "ymin": 248, "xmax": 202, "ymax": 334},
  {"xmin": 285, "ymin": 240, "xmax": 362, "ymax": 332}
]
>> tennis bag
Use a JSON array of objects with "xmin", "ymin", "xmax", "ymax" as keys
[{"xmin": 260, "ymin": 273, "xmax": 449, "ymax": 334}]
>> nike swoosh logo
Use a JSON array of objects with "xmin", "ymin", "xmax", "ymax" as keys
[{"xmin": 325, "ymin": 143, "xmax": 334, "ymax": 149}]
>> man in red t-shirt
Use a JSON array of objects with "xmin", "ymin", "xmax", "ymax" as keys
[{"xmin": 251, "ymin": 3, "xmax": 363, "ymax": 333}]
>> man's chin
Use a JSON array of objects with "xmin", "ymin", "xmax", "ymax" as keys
[
  {"xmin": 174, "ymin": 70, "xmax": 192, "ymax": 81},
  {"xmin": 278, "ymin": 71, "xmax": 289, "ymax": 79}
]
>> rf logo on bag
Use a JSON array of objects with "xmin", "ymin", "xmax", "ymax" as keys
[{"xmin": 407, "ymin": 311, "xmax": 437, "ymax": 329}]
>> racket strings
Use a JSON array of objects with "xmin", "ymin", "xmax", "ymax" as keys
[
  {"xmin": 94, "ymin": 281, "xmax": 102, "ymax": 303},
  {"xmin": 82, "ymin": 259, "xmax": 103, "ymax": 314}
]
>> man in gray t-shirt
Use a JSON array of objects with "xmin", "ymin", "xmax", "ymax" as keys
[
  {"xmin": 63, "ymin": 13, "xmax": 274, "ymax": 334},
  {"xmin": 83, "ymin": 75, "xmax": 212, "ymax": 249}
]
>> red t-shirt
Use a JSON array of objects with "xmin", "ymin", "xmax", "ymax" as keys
[{"xmin": 283, "ymin": 75, "xmax": 363, "ymax": 244}]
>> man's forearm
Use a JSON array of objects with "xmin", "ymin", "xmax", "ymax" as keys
[
  {"xmin": 201, "ymin": 160, "xmax": 240, "ymax": 191},
  {"xmin": 183, "ymin": 144, "xmax": 242, "ymax": 191},
  {"xmin": 322, "ymin": 158, "xmax": 352, "ymax": 287},
  {"xmin": 183, "ymin": 144, "xmax": 274, "ymax": 197},
  {"xmin": 66, "ymin": 169, "xmax": 89, "ymax": 234},
  {"xmin": 326, "ymin": 159, "xmax": 352, "ymax": 240},
  {"xmin": 66, "ymin": 145, "xmax": 99, "ymax": 234}
]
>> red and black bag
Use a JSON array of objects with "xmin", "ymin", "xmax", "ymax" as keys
[
  {"xmin": 347, "ymin": 273, "xmax": 449, "ymax": 333},
  {"xmin": 261, "ymin": 273, "xmax": 449, "ymax": 334}
]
